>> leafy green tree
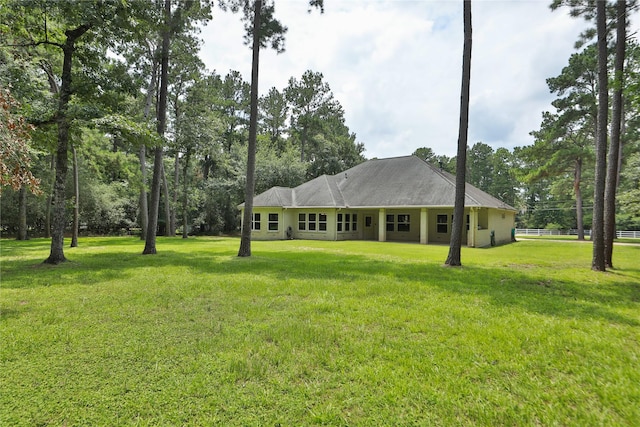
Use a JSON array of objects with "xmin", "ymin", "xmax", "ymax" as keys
[
  {"xmin": 527, "ymin": 110, "xmax": 593, "ymax": 239},
  {"xmin": 604, "ymin": 0, "xmax": 627, "ymax": 268},
  {"xmin": 412, "ymin": 147, "xmax": 436, "ymax": 163},
  {"xmin": 617, "ymin": 152, "xmax": 640, "ymax": 228},
  {"xmin": 489, "ymin": 147, "xmax": 518, "ymax": 208},
  {"xmin": 467, "ymin": 142, "xmax": 494, "ymax": 193},
  {"xmin": 143, "ymin": 0, "xmax": 212, "ymax": 254},
  {"xmin": 0, "ymin": 87, "xmax": 40, "ymax": 194},
  {"xmin": 592, "ymin": 0, "xmax": 608, "ymax": 271},
  {"xmin": 235, "ymin": 0, "xmax": 324, "ymax": 257},
  {"xmin": 2, "ymin": 0, "xmax": 141, "ymax": 263},
  {"xmin": 218, "ymin": 70, "xmax": 250, "ymax": 153},
  {"xmin": 259, "ymin": 86, "xmax": 288, "ymax": 154},
  {"xmin": 285, "ymin": 70, "xmax": 340, "ymax": 163}
]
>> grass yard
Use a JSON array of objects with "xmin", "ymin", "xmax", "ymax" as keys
[{"xmin": 1, "ymin": 237, "xmax": 639, "ymax": 426}]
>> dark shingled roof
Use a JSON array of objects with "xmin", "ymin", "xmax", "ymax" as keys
[{"xmin": 247, "ymin": 155, "xmax": 516, "ymax": 211}]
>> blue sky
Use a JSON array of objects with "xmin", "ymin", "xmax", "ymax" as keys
[{"xmin": 199, "ymin": 0, "xmax": 638, "ymax": 159}]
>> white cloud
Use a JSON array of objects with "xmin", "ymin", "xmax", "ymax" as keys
[{"xmin": 199, "ymin": 0, "xmax": 638, "ymax": 159}]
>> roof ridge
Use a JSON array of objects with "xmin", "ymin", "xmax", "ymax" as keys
[
  {"xmin": 322, "ymin": 175, "xmax": 337, "ymax": 206},
  {"xmin": 426, "ymin": 162, "xmax": 484, "ymax": 206}
]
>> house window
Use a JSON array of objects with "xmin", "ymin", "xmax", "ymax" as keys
[
  {"xmin": 298, "ymin": 213, "xmax": 306, "ymax": 231},
  {"xmin": 397, "ymin": 214, "xmax": 410, "ymax": 232},
  {"xmin": 319, "ymin": 214, "xmax": 327, "ymax": 231},
  {"xmin": 386, "ymin": 214, "xmax": 410, "ymax": 232},
  {"xmin": 268, "ymin": 213, "xmax": 279, "ymax": 231},
  {"xmin": 251, "ymin": 213, "xmax": 261, "ymax": 231},
  {"xmin": 337, "ymin": 212, "xmax": 358, "ymax": 233},
  {"xmin": 437, "ymin": 214, "xmax": 447, "ymax": 233},
  {"xmin": 299, "ymin": 212, "xmax": 326, "ymax": 232},
  {"xmin": 386, "ymin": 214, "xmax": 394, "ymax": 232}
]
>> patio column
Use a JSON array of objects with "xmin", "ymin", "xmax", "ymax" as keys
[
  {"xmin": 420, "ymin": 208, "xmax": 428, "ymax": 244},
  {"xmin": 378, "ymin": 208, "xmax": 386, "ymax": 242},
  {"xmin": 468, "ymin": 207, "xmax": 477, "ymax": 247}
]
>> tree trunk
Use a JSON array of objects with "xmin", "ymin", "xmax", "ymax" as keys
[
  {"xmin": 143, "ymin": 0, "xmax": 170, "ymax": 255},
  {"xmin": 182, "ymin": 149, "xmax": 190, "ymax": 239},
  {"xmin": 138, "ymin": 145, "xmax": 148, "ymax": 240},
  {"xmin": 445, "ymin": 0, "xmax": 472, "ymax": 267},
  {"xmin": 70, "ymin": 144, "xmax": 79, "ymax": 247},
  {"xmin": 161, "ymin": 160, "xmax": 171, "ymax": 236},
  {"xmin": 44, "ymin": 154, "xmax": 54, "ymax": 238},
  {"xmin": 591, "ymin": 0, "xmax": 607, "ymax": 272},
  {"xmin": 44, "ymin": 25, "xmax": 90, "ymax": 264},
  {"xmin": 171, "ymin": 152, "xmax": 179, "ymax": 236},
  {"xmin": 238, "ymin": 0, "xmax": 262, "ymax": 257},
  {"xmin": 604, "ymin": 0, "xmax": 626, "ymax": 269},
  {"xmin": 139, "ymin": 49, "xmax": 158, "ymax": 241},
  {"xmin": 574, "ymin": 157, "xmax": 584, "ymax": 241},
  {"xmin": 17, "ymin": 186, "xmax": 27, "ymax": 240}
]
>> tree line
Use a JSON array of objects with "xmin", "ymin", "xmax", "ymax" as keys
[
  {"xmin": 1, "ymin": 0, "xmax": 638, "ymax": 270},
  {"xmin": 1, "ymin": 0, "xmax": 363, "ymax": 256}
]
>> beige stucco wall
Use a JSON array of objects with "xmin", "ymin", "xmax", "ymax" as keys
[
  {"xmin": 383, "ymin": 208, "xmax": 421, "ymax": 242},
  {"xmin": 244, "ymin": 208, "xmax": 286, "ymax": 240},
  {"xmin": 243, "ymin": 206, "xmax": 516, "ymax": 247},
  {"xmin": 488, "ymin": 209, "xmax": 516, "ymax": 245}
]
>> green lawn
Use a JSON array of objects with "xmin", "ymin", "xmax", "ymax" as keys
[{"xmin": 1, "ymin": 237, "xmax": 639, "ymax": 426}]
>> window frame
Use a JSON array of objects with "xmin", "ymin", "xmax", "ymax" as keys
[
  {"xmin": 268, "ymin": 213, "xmax": 279, "ymax": 231},
  {"xmin": 437, "ymin": 214, "xmax": 448, "ymax": 234},
  {"xmin": 397, "ymin": 214, "xmax": 410, "ymax": 232},
  {"xmin": 251, "ymin": 213, "xmax": 261, "ymax": 231}
]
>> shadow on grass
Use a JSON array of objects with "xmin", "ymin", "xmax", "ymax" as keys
[{"xmin": 1, "ymin": 238, "xmax": 639, "ymax": 327}]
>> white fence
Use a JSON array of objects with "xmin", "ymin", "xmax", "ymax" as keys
[{"xmin": 515, "ymin": 229, "xmax": 640, "ymax": 238}]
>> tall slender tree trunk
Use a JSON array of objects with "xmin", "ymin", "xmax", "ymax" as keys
[
  {"xmin": 574, "ymin": 157, "xmax": 585, "ymax": 241},
  {"xmin": 44, "ymin": 25, "xmax": 90, "ymax": 264},
  {"xmin": 604, "ymin": 0, "xmax": 626, "ymax": 269},
  {"xmin": 161, "ymin": 161, "xmax": 171, "ymax": 236},
  {"xmin": 17, "ymin": 186, "xmax": 27, "ymax": 240},
  {"xmin": 70, "ymin": 144, "xmax": 79, "ymax": 247},
  {"xmin": 44, "ymin": 155, "xmax": 54, "ymax": 238},
  {"xmin": 238, "ymin": 0, "xmax": 262, "ymax": 257},
  {"xmin": 139, "ymin": 51, "xmax": 158, "ymax": 241},
  {"xmin": 445, "ymin": 0, "xmax": 472, "ymax": 267},
  {"xmin": 182, "ymin": 149, "xmax": 191, "ymax": 239},
  {"xmin": 591, "ymin": 0, "xmax": 608, "ymax": 272},
  {"xmin": 143, "ymin": 0, "xmax": 170, "ymax": 255},
  {"xmin": 170, "ymin": 152, "xmax": 179, "ymax": 236},
  {"xmin": 138, "ymin": 145, "xmax": 148, "ymax": 240}
]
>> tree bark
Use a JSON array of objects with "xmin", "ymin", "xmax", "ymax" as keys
[
  {"xmin": 445, "ymin": 0, "xmax": 472, "ymax": 267},
  {"xmin": 591, "ymin": 0, "xmax": 607, "ymax": 272},
  {"xmin": 70, "ymin": 144, "xmax": 79, "ymax": 247},
  {"xmin": 44, "ymin": 24, "xmax": 90, "ymax": 264},
  {"xmin": 182, "ymin": 149, "xmax": 190, "ymax": 239},
  {"xmin": 171, "ymin": 152, "xmax": 179, "ymax": 236},
  {"xmin": 44, "ymin": 154, "xmax": 54, "ymax": 239},
  {"xmin": 604, "ymin": 0, "xmax": 626, "ymax": 269},
  {"xmin": 143, "ymin": 0, "xmax": 170, "ymax": 255},
  {"xmin": 138, "ymin": 145, "xmax": 148, "ymax": 240},
  {"xmin": 238, "ymin": 0, "xmax": 262, "ymax": 257},
  {"xmin": 574, "ymin": 157, "xmax": 584, "ymax": 241},
  {"xmin": 138, "ymin": 47, "xmax": 158, "ymax": 241},
  {"xmin": 161, "ymin": 160, "xmax": 171, "ymax": 236},
  {"xmin": 17, "ymin": 186, "xmax": 27, "ymax": 240}
]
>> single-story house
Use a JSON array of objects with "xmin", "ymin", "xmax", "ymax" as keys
[{"xmin": 239, "ymin": 155, "xmax": 517, "ymax": 247}]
